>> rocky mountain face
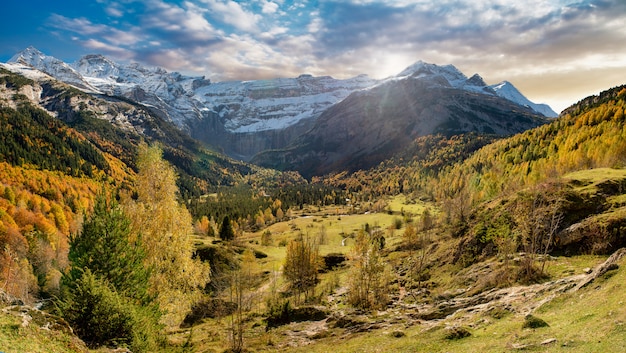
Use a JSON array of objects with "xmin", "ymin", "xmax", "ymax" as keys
[
  {"xmin": 7, "ymin": 47, "xmax": 556, "ymax": 164},
  {"xmin": 253, "ymin": 64, "xmax": 549, "ymax": 177},
  {"xmin": 0, "ymin": 63, "xmax": 273, "ymax": 194},
  {"xmin": 9, "ymin": 47, "xmax": 379, "ymax": 160}
]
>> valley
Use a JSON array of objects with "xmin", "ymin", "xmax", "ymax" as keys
[{"xmin": 0, "ymin": 47, "xmax": 625, "ymax": 353}]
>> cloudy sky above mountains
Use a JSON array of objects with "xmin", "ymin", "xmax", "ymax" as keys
[{"xmin": 2, "ymin": 0, "xmax": 626, "ymax": 112}]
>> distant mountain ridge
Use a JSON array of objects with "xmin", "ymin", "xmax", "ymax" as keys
[
  {"xmin": 6, "ymin": 47, "xmax": 557, "ymax": 162},
  {"xmin": 253, "ymin": 72, "xmax": 549, "ymax": 177}
]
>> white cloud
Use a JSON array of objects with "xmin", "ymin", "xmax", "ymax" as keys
[
  {"xmin": 261, "ymin": 0, "xmax": 279, "ymax": 14},
  {"xmin": 82, "ymin": 38, "xmax": 134, "ymax": 59},
  {"xmin": 105, "ymin": 6, "xmax": 124, "ymax": 18},
  {"xmin": 201, "ymin": 0, "xmax": 261, "ymax": 32},
  {"xmin": 307, "ymin": 12, "xmax": 322, "ymax": 33}
]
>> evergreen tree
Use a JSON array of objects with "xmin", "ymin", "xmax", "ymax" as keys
[
  {"xmin": 220, "ymin": 215, "xmax": 235, "ymax": 241},
  {"xmin": 66, "ymin": 192, "xmax": 151, "ymax": 303},
  {"xmin": 58, "ymin": 191, "xmax": 162, "ymax": 352}
]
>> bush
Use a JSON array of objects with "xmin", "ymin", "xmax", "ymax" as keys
[
  {"xmin": 261, "ymin": 230, "xmax": 273, "ymax": 246},
  {"xmin": 265, "ymin": 300, "xmax": 292, "ymax": 330},
  {"xmin": 181, "ymin": 298, "xmax": 237, "ymax": 327},
  {"xmin": 57, "ymin": 270, "xmax": 162, "ymax": 352},
  {"xmin": 393, "ymin": 217, "xmax": 403, "ymax": 230},
  {"xmin": 265, "ymin": 300, "xmax": 327, "ymax": 330},
  {"xmin": 523, "ymin": 314, "xmax": 549, "ymax": 329}
]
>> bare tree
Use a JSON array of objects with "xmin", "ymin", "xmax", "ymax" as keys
[{"xmin": 517, "ymin": 183, "xmax": 564, "ymax": 280}]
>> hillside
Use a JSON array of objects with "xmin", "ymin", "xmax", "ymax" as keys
[{"xmin": 0, "ymin": 66, "xmax": 303, "ymax": 198}]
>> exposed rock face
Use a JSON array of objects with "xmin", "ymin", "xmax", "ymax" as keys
[{"xmin": 253, "ymin": 78, "xmax": 548, "ymax": 178}]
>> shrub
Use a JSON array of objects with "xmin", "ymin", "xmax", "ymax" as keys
[
  {"xmin": 57, "ymin": 270, "xmax": 162, "ymax": 352},
  {"xmin": 261, "ymin": 230, "xmax": 273, "ymax": 246},
  {"xmin": 523, "ymin": 314, "xmax": 549, "ymax": 329},
  {"xmin": 264, "ymin": 299, "xmax": 328, "ymax": 330}
]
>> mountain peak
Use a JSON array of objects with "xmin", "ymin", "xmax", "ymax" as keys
[
  {"xmin": 8, "ymin": 46, "xmax": 101, "ymax": 93},
  {"xmin": 73, "ymin": 54, "xmax": 120, "ymax": 78},
  {"xmin": 490, "ymin": 80, "xmax": 558, "ymax": 117},
  {"xmin": 9, "ymin": 46, "xmax": 47, "ymax": 66},
  {"xmin": 396, "ymin": 60, "xmax": 467, "ymax": 88},
  {"xmin": 465, "ymin": 73, "xmax": 488, "ymax": 87}
]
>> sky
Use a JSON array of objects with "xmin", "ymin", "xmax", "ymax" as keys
[{"xmin": 2, "ymin": 0, "xmax": 626, "ymax": 113}]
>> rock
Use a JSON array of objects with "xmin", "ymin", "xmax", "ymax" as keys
[
  {"xmin": 444, "ymin": 325, "xmax": 471, "ymax": 340},
  {"xmin": 510, "ymin": 343, "xmax": 533, "ymax": 350},
  {"xmin": 583, "ymin": 267, "xmax": 592, "ymax": 274},
  {"xmin": 390, "ymin": 330, "xmax": 406, "ymax": 338},
  {"xmin": 541, "ymin": 338, "xmax": 557, "ymax": 345}
]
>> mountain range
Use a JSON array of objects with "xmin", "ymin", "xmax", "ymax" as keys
[{"xmin": 3, "ymin": 47, "xmax": 556, "ymax": 176}]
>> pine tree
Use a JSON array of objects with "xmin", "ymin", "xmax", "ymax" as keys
[
  {"xmin": 220, "ymin": 215, "xmax": 235, "ymax": 241},
  {"xmin": 59, "ymin": 191, "xmax": 162, "ymax": 352},
  {"xmin": 66, "ymin": 192, "xmax": 151, "ymax": 303}
]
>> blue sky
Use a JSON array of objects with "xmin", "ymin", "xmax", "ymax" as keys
[{"xmin": 2, "ymin": 0, "xmax": 626, "ymax": 112}]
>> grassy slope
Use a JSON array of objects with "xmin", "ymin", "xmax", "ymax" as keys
[
  {"xmin": 280, "ymin": 254, "xmax": 625, "ymax": 353},
  {"xmin": 0, "ymin": 306, "xmax": 89, "ymax": 353}
]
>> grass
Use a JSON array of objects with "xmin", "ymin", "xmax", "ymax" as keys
[
  {"xmin": 563, "ymin": 167, "xmax": 626, "ymax": 183},
  {"xmin": 563, "ymin": 167, "xmax": 626, "ymax": 194},
  {"xmin": 0, "ymin": 308, "xmax": 89, "ymax": 353},
  {"xmin": 8, "ymin": 188, "xmax": 624, "ymax": 353}
]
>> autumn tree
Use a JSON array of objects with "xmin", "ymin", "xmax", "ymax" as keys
[
  {"xmin": 261, "ymin": 230, "xmax": 273, "ymax": 246},
  {"xmin": 516, "ymin": 183, "xmax": 564, "ymax": 281},
  {"xmin": 347, "ymin": 230, "xmax": 389, "ymax": 310},
  {"xmin": 228, "ymin": 248, "xmax": 257, "ymax": 352},
  {"xmin": 283, "ymin": 234, "xmax": 320, "ymax": 304},
  {"xmin": 123, "ymin": 144, "xmax": 210, "ymax": 325},
  {"xmin": 194, "ymin": 215, "xmax": 210, "ymax": 236},
  {"xmin": 412, "ymin": 208, "xmax": 433, "ymax": 288}
]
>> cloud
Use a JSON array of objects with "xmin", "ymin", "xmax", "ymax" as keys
[
  {"xmin": 140, "ymin": 1, "xmax": 223, "ymax": 46},
  {"xmin": 104, "ymin": 4, "xmax": 124, "ymax": 18},
  {"xmin": 38, "ymin": 0, "xmax": 626, "ymax": 111},
  {"xmin": 201, "ymin": 0, "xmax": 261, "ymax": 32},
  {"xmin": 48, "ymin": 14, "xmax": 143, "ymax": 47},
  {"xmin": 261, "ymin": 0, "xmax": 279, "ymax": 14}
]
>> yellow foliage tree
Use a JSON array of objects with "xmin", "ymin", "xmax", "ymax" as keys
[{"xmin": 123, "ymin": 144, "xmax": 210, "ymax": 325}]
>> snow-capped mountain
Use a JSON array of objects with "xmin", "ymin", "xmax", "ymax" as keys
[
  {"xmin": 70, "ymin": 52, "xmax": 379, "ymax": 134},
  {"xmin": 490, "ymin": 81, "xmax": 557, "ymax": 117},
  {"xmin": 9, "ymin": 47, "xmax": 101, "ymax": 93},
  {"xmin": 254, "ymin": 64, "xmax": 550, "ymax": 177},
  {"xmin": 5, "ymin": 47, "xmax": 557, "ymax": 160},
  {"xmin": 391, "ymin": 60, "xmax": 558, "ymax": 117}
]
